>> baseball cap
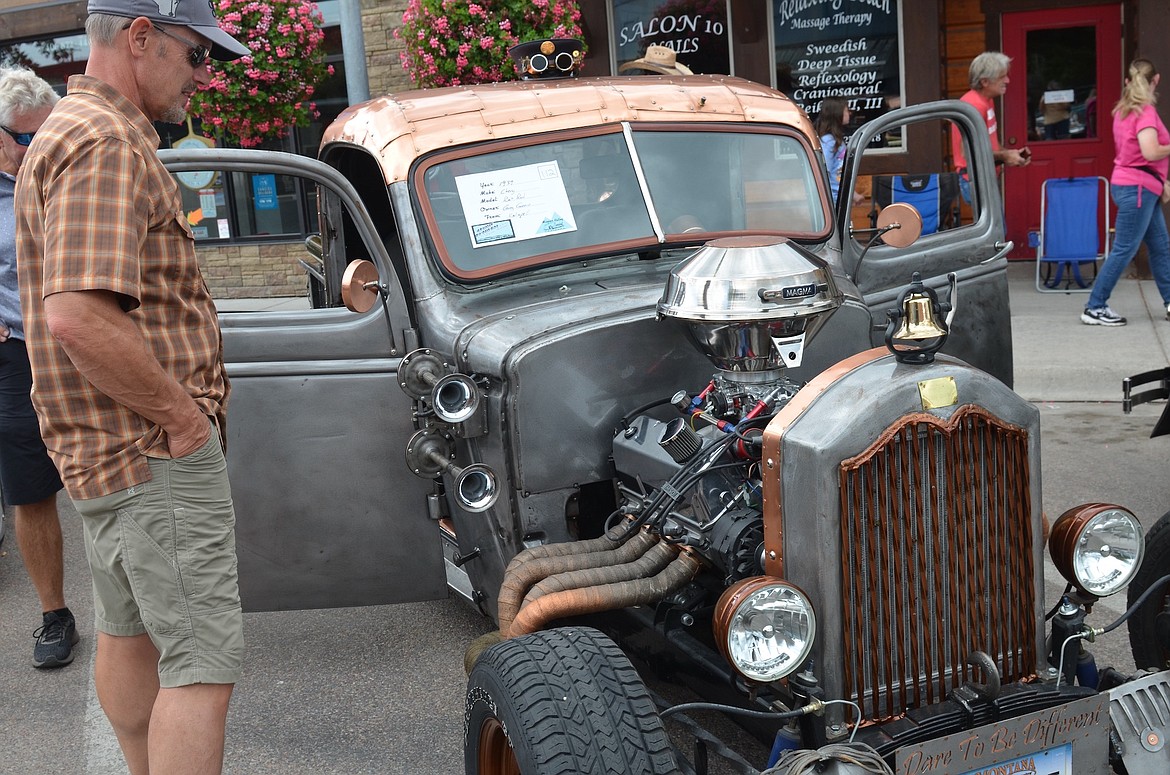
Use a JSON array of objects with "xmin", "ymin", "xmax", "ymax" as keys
[{"xmin": 87, "ymin": 0, "xmax": 251, "ymax": 62}]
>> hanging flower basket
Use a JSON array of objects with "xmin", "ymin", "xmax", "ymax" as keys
[
  {"xmin": 189, "ymin": 0, "xmax": 334, "ymax": 148},
  {"xmin": 396, "ymin": 0, "xmax": 583, "ymax": 88}
]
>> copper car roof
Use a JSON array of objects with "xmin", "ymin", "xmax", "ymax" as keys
[{"xmin": 322, "ymin": 75, "xmax": 814, "ymax": 184}]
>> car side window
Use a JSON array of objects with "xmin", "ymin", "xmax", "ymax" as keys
[
  {"xmin": 849, "ymin": 117, "xmax": 979, "ymax": 248},
  {"xmin": 171, "ymin": 170, "xmax": 355, "ymax": 312}
]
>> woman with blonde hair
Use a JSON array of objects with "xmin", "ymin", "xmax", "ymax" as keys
[{"xmin": 1083, "ymin": 58, "xmax": 1170, "ymax": 325}]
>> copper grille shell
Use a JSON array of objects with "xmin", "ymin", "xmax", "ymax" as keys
[{"xmin": 759, "ymin": 349, "xmax": 1042, "ymax": 723}]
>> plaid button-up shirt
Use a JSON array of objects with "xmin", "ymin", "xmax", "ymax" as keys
[{"xmin": 15, "ymin": 75, "xmax": 228, "ymax": 500}]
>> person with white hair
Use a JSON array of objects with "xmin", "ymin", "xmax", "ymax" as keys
[
  {"xmin": 950, "ymin": 51, "xmax": 1031, "ymax": 202},
  {"xmin": 0, "ymin": 66, "xmax": 77, "ymax": 669}
]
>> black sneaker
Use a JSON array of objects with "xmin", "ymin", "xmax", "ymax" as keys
[
  {"xmin": 1081, "ymin": 306, "xmax": 1127, "ymax": 326},
  {"xmin": 33, "ymin": 610, "xmax": 79, "ymax": 668}
]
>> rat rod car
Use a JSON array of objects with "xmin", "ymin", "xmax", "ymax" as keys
[{"xmin": 160, "ymin": 73, "xmax": 1169, "ymax": 775}]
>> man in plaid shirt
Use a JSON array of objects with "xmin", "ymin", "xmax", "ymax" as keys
[{"xmin": 15, "ymin": 1, "xmax": 249, "ymax": 773}]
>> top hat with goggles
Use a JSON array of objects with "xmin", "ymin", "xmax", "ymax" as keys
[{"xmin": 508, "ymin": 38, "xmax": 584, "ymax": 80}]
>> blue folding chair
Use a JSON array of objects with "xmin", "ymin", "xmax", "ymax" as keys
[
  {"xmin": 872, "ymin": 174, "xmax": 961, "ymax": 235},
  {"xmin": 1035, "ymin": 176, "xmax": 1110, "ymax": 293}
]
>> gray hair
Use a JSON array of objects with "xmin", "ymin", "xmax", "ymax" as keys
[
  {"xmin": 0, "ymin": 66, "xmax": 59, "ymax": 126},
  {"xmin": 968, "ymin": 52, "xmax": 1011, "ymax": 90},
  {"xmin": 86, "ymin": 12, "xmax": 129, "ymax": 47}
]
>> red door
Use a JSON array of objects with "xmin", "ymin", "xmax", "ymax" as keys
[{"xmin": 1001, "ymin": 3, "xmax": 1122, "ymax": 258}]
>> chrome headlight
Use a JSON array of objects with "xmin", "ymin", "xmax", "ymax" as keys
[
  {"xmin": 1050, "ymin": 504, "xmax": 1145, "ymax": 597},
  {"xmin": 714, "ymin": 577, "xmax": 816, "ymax": 682}
]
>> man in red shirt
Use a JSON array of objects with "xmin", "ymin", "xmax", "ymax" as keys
[{"xmin": 951, "ymin": 51, "xmax": 1031, "ymax": 202}]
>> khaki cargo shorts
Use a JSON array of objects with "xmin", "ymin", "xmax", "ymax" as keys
[{"xmin": 73, "ymin": 427, "xmax": 243, "ymax": 687}]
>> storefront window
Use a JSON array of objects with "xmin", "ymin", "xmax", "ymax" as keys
[
  {"xmin": 0, "ymin": 34, "xmax": 89, "ymax": 90},
  {"xmin": 1025, "ymin": 26, "xmax": 1097, "ymax": 142},
  {"xmin": 773, "ymin": 0, "xmax": 902, "ymax": 142},
  {"xmin": 611, "ymin": 0, "xmax": 731, "ymax": 75}
]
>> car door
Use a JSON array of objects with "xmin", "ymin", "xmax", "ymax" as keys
[
  {"xmin": 159, "ymin": 148, "xmax": 446, "ymax": 612},
  {"xmin": 836, "ymin": 100, "xmax": 1014, "ymax": 387}
]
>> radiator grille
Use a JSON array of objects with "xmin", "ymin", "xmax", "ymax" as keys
[{"xmin": 839, "ymin": 405, "xmax": 1035, "ymax": 721}]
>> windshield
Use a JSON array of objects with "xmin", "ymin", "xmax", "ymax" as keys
[{"xmin": 416, "ymin": 125, "xmax": 829, "ymax": 281}]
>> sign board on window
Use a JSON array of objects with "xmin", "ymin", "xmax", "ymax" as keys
[
  {"xmin": 252, "ymin": 174, "xmax": 278, "ymax": 211},
  {"xmin": 612, "ymin": 0, "xmax": 730, "ymax": 75},
  {"xmin": 454, "ymin": 161, "xmax": 578, "ymax": 248},
  {"xmin": 773, "ymin": 0, "xmax": 902, "ymax": 127}
]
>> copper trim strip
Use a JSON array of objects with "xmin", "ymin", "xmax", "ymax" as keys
[{"xmin": 762, "ymin": 347, "xmax": 890, "ymax": 577}]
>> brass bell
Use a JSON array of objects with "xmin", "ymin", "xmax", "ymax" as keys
[
  {"xmin": 884, "ymin": 272, "xmax": 951, "ymax": 364},
  {"xmin": 892, "ymin": 293, "xmax": 948, "ymax": 341}
]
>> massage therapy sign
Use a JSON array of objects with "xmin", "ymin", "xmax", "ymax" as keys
[
  {"xmin": 774, "ymin": 0, "xmax": 901, "ymax": 121},
  {"xmin": 613, "ymin": 0, "xmax": 730, "ymax": 75}
]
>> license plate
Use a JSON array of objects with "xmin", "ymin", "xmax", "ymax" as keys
[
  {"xmin": 959, "ymin": 743, "xmax": 1072, "ymax": 775},
  {"xmin": 895, "ymin": 694, "xmax": 1108, "ymax": 775}
]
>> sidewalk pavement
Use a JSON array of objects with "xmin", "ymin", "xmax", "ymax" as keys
[
  {"xmin": 1008, "ymin": 260, "xmax": 1170, "ymax": 681},
  {"xmin": 1008, "ymin": 260, "xmax": 1170, "ymax": 403}
]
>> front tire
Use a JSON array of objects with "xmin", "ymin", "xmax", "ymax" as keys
[
  {"xmin": 464, "ymin": 626, "xmax": 678, "ymax": 775},
  {"xmin": 1127, "ymin": 510, "xmax": 1170, "ymax": 671}
]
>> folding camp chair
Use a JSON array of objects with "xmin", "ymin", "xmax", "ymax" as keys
[
  {"xmin": 871, "ymin": 173, "xmax": 961, "ymax": 235},
  {"xmin": 1035, "ymin": 176, "xmax": 1110, "ymax": 293}
]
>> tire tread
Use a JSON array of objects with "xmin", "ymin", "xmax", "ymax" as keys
[
  {"xmin": 465, "ymin": 626, "xmax": 676, "ymax": 775},
  {"xmin": 1127, "ymin": 509, "xmax": 1170, "ymax": 671}
]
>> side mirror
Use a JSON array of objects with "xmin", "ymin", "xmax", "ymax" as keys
[
  {"xmin": 873, "ymin": 202, "xmax": 923, "ymax": 247},
  {"xmin": 340, "ymin": 259, "xmax": 382, "ymax": 313},
  {"xmin": 849, "ymin": 202, "xmax": 925, "ymax": 284}
]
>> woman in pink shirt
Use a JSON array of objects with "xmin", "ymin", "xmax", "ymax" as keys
[{"xmin": 1083, "ymin": 58, "xmax": 1170, "ymax": 326}]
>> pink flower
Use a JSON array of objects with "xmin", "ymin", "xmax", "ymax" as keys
[
  {"xmin": 399, "ymin": 0, "xmax": 585, "ymax": 89},
  {"xmin": 188, "ymin": 0, "xmax": 331, "ymax": 146}
]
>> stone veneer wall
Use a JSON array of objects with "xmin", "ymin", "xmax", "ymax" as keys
[
  {"xmin": 362, "ymin": 0, "xmax": 413, "ymax": 97},
  {"xmin": 198, "ymin": 243, "xmax": 307, "ymax": 299}
]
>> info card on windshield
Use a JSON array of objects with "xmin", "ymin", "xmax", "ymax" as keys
[{"xmin": 456, "ymin": 161, "xmax": 577, "ymax": 248}]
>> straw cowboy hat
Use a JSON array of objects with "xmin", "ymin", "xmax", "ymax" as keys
[{"xmin": 619, "ymin": 44, "xmax": 693, "ymax": 76}]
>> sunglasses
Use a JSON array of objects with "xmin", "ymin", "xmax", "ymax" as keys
[
  {"xmin": 1, "ymin": 126, "xmax": 35, "ymax": 146},
  {"xmin": 151, "ymin": 24, "xmax": 211, "ymax": 69}
]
